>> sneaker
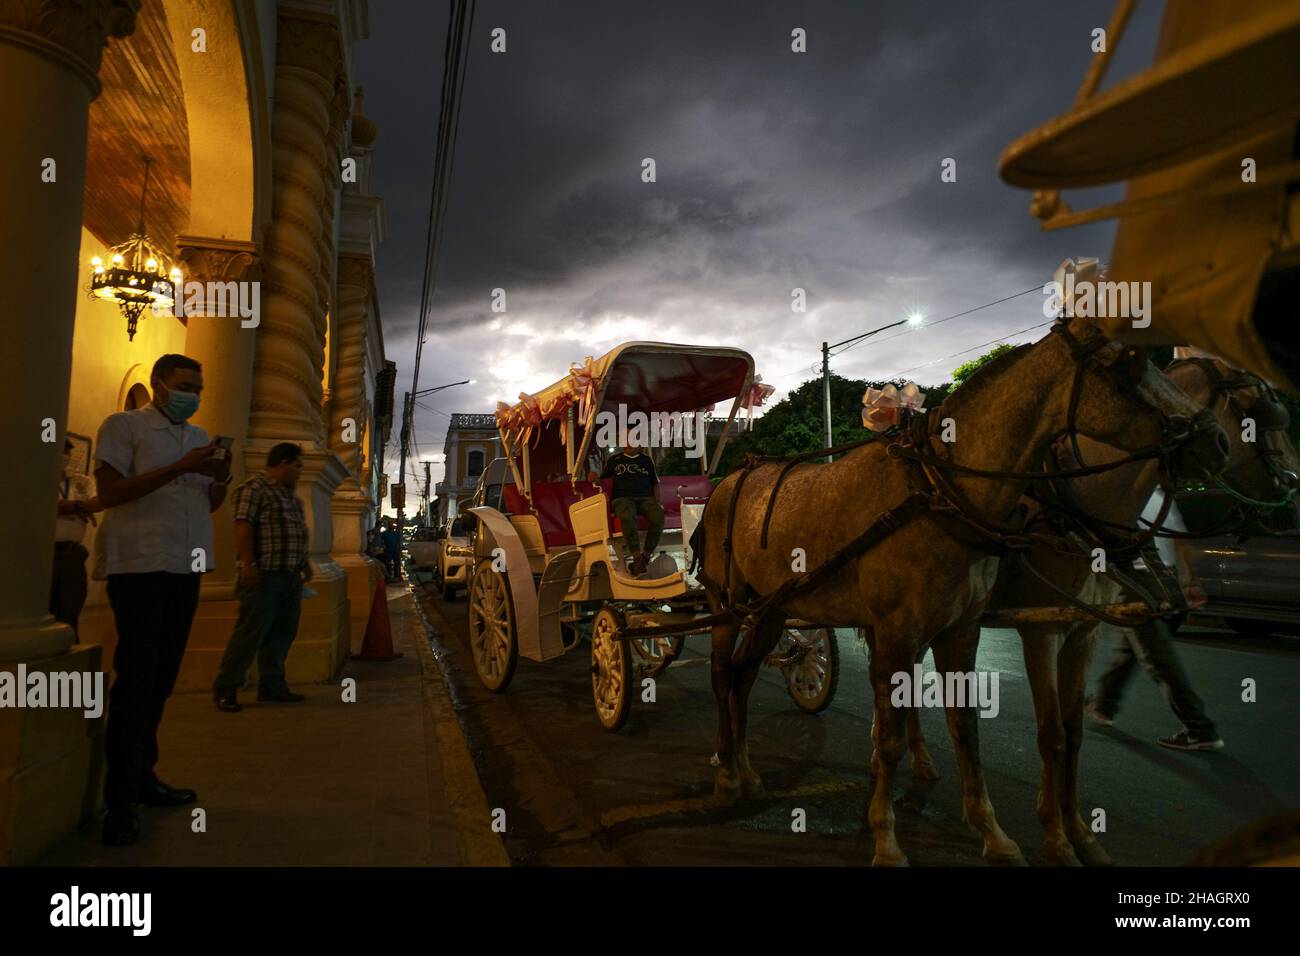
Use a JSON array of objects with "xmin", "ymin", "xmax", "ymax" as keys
[
  {"xmin": 1157, "ymin": 730, "xmax": 1224, "ymax": 752},
  {"xmin": 629, "ymin": 552, "xmax": 648, "ymax": 577},
  {"xmin": 1084, "ymin": 699, "xmax": 1115, "ymax": 727}
]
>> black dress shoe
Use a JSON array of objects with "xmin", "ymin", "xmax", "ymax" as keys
[
  {"xmin": 215, "ymin": 690, "xmax": 241, "ymax": 712},
  {"xmin": 135, "ymin": 780, "xmax": 198, "ymax": 807},
  {"xmin": 257, "ymin": 688, "xmax": 306, "ymax": 703},
  {"xmin": 102, "ymin": 811, "xmax": 140, "ymax": 847}
]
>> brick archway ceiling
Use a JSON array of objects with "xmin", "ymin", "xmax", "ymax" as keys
[{"xmin": 83, "ymin": 0, "xmax": 191, "ymax": 251}]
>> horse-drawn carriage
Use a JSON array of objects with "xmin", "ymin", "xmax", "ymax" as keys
[{"xmin": 460, "ymin": 341, "xmax": 839, "ymax": 730}]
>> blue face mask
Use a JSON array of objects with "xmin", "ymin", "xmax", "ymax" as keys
[{"xmin": 159, "ymin": 385, "xmax": 200, "ymax": 422}]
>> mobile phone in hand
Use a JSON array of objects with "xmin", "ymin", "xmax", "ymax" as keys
[{"xmin": 214, "ymin": 436, "xmax": 234, "ymax": 461}]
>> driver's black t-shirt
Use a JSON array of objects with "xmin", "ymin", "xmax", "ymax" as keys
[{"xmin": 600, "ymin": 452, "xmax": 658, "ymax": 499}]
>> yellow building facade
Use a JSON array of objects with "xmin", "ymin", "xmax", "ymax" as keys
[{"xmin": 0, "ymin": 0, "xmax": 391, "ymax": 863}]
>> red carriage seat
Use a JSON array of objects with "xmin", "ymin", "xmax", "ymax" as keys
[{"xmin": 501, "ymin": 475, "xmax": 714, "ymax": 549}]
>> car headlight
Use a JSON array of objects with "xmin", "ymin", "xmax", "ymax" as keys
[{"xmin": 446, "ymin": 546, "xmax": 474, "ymax": 558}]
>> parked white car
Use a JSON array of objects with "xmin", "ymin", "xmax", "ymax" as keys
[{"xmin": 434, "ymin": 521, "xmax": 473, "ymax": 600}]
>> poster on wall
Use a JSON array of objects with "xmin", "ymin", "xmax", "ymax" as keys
[{"xmin": 65, "ymin": 432, "xmax": 92, "ymax": 476}]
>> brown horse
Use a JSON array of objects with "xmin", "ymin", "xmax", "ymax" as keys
[
  {"xmin": 897, "ymin": 357, "xmax": 1299, "ymax": 866},
  {"xmin": 693, "ymin": 316, "xmax": 1230, "ymax": 866}
]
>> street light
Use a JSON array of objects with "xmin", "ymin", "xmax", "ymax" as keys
[
  {"xmin": 820, "ymin": 314, "xmax": 924, "ymax": 462},
  {"xmin": 398, "ymin": 378, "xmax": 475, "ymax": 537}
]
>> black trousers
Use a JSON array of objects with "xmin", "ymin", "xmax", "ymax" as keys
[
  {"xmin": 49, "ymin": 541, "xmax": 89, "ymax": 637},
  {"xmin": 104, "ymin": 572, "xmax": 202, "ymax": 814},
  {"xmin": 1094, "ymin": 619, "xmax": 1218, "ymax": 740}
]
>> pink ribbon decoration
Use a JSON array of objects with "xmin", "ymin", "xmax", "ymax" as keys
[
  {"xmin": 567, "ymin": 356, "xmax": 599, "ymax": 428},
  {"xmin": 861, "ymin": 382, "xmax": 926, "ymax": 433},
  {"xmin": 746, "ymin": 381, "xmax": 775, "ymax": 408}
]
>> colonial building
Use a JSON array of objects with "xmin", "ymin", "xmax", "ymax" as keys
[
  {"xmin": 434, "ymin": 413, "xmax": 499, "ymax": 524},
  {"xmin": 0, "ymin": 0, "xmax": 391, "ymax": 863}
]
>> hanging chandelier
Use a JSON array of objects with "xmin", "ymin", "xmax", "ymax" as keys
[{"xmin": 87, "ymin": 157, "xmax": 183, "ymax": 341}]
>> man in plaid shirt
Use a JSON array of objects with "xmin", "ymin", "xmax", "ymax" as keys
[{"xmin": 213, "ymin": 443, "xmax": 312, "ymax": 711}]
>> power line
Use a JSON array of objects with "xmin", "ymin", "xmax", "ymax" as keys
[
  {"xmin": 832, "ymin": 285, "xmax": 1041, "ymax": 357},
  {"xmin": 760, "ymin": 284, "xmax": 1046, "ymax": 389},
  {"xmin": 885, "ymin": 320, "xmax": 1055, "ymax": 380}
]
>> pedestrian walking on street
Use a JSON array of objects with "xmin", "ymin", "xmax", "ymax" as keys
[
  {"xmin": 589, "ymin": 444, "xmax": 664, "ymax": 577},
  {"xmin": 51, "ymin": 437, "xmax": 101, "ymax": 638},
  {"xmin": 213, "ymin": 442, "xmax": 311, "ymax": 712},
  {"xmin": 381, "ymin": 518, "xmax": 403, "ymax": 581},
  {"xmin": 1086, "ymin": 488, "xmax": 1224, "ymax": 751},
  {"xmin": 93, "ymin": 354, "xmax": 230, "ymax": 846}
]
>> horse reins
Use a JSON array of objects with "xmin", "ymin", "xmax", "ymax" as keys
[{"xmin": 666, "ymin": 323, "xmax": 1211, "ymax": 635}]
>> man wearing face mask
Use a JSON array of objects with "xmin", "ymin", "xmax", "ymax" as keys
[{"xmin": 92, "ymin": 353, "xmax": 230, "ymax": 846}]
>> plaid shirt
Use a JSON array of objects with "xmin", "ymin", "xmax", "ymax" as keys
[{"xmin": 233, "ymin": 474, "xmax": 309, "ymax": 572}]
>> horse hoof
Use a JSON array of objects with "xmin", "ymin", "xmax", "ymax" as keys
[
  {"xmin": 871, "ymin": 851, "xmax": 910, "ymax": 867},
  {"xmin": 713, "ymin": 775, "xmax": 742, "ymax": 806},
  {"xmin": 740, "ymin": 776, "xmax": 767, "ymax": 801},
  {"xmin": 1073, "ymin": 839, "xmax": 1113, "ymax": 867}
]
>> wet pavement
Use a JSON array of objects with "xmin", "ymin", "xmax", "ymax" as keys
[{"xmin": 418, "ymin": 583, "xmax": 1300, "ymax": 867}]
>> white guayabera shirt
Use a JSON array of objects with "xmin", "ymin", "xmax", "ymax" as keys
[{"xmin": 91, "ymin": 405, "xmax": 214, "ymax": 578}]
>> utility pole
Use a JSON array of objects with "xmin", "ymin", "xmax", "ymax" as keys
[
  {"xmin": 821, "ymin": 341, "xmax": 832, "ymax": 464},
  {"xmin": 821, "ymin": 314, "xmax": 923, "ymax": 464},
  {"xmin": 397, "ymin": 379, "xmax": 474, "ymax": 535},
  {"xmin": 423, "ymin": 460, "xmax": 432, "ymax": 530},
  {"xmin": 396, "ymin": 391, "xmax": 412, "ymax": 533}
]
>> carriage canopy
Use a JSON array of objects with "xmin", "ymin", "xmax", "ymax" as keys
[{"xmin": 493, "ymin": 342, "xmax": 760, "ymax": 481}]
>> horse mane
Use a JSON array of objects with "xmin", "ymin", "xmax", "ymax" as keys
[{"xmin": 939, "ymin": 343, "xmax": 1034, "ymax": 413}]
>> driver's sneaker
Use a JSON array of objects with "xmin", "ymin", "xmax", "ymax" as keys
[
  {"xmin": 629, "ymin": 552, "xmax": 648, "ymax": 577},
  {"xmin": 1157, "ymin": 730, "xmax": 1224, "ymax": 752}
]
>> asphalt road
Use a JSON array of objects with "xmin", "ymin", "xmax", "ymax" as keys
[{"xmin": 415, "ymin": 584, "xmax": 1300, "ymax": 866}]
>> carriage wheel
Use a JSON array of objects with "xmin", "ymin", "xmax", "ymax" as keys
[
  {"xmin": 778, "ymin": 627, "xmax": 839, "ymax": 714},
  {"xmin": 468, "ymin": 559, "xmax": 518, "ymax": 692},
  {"xmin": 591, "ymin": 606, "xmax": 633, "ymax": 731},
  {"xmin": 630, "ymin": 632, "xmax": 684, "ymax": 679}
]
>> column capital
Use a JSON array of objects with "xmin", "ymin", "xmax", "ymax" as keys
[
  {"xmin": 275, "ymin": 13, "xmax": 342, "ymax": 83},
  {"xmin": 336, "ymin": 254, "xmax": 373, "ymax": 291},
  {"xmin": 175, "ymin": 235, "xmax": 262, "ymax": 283},
  {"xmin": 0, "ymin": 0, "xmax": 140, "ymax": 95}
]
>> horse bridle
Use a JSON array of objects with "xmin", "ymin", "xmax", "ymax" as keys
[
  {"xmin": 1049, "ymin": 321, "xmax": 1218, "ymax": 482},
  {"xmin": 1167, "ymin": 357, "xmax": 1299, "ymax": 508}
]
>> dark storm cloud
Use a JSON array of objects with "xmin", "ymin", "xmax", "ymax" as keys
[{"xmin": 354, "ymin": 0, "xmax": 1164, "ymax": 485}]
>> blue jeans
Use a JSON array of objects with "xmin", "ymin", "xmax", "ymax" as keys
[{"xmin": 213, "ymin": 570, "xmax": 303, "ymax": 696}]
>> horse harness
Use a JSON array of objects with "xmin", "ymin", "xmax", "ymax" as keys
[{"xmin": 670, "ymin": 323, "xmax": 1210, "ymax": 635}]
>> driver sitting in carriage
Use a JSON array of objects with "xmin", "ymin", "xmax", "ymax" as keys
[{"xmin": 588, "ymin": 443, "xmax": 665, "ymax": 577}]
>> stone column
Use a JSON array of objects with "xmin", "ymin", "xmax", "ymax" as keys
[
  {"xmin": 173, "ymin": 237, "xmax": 262, "ymax": 690},
  {"xmin": 0, "ymin": 0, "xmax": 139, "ymax": 864},
  {"xmin": 247, "ymin": 14, "xmax": 341, "ymax": 445},
  {"xmin": 244, "ymin": 13, "xmax": 352, "ymax": 681},
  {"xmin": 329, "ymin": 255, "xmax": 379, "ymax": 646}
]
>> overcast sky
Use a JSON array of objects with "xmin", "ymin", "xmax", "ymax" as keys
[{"xmin": 354, "ymin": 0, "xmax": 1165, "ymax": 494}]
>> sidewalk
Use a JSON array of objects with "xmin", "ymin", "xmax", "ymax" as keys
[{"xmin": 39, "ymin": 585, "xmax": 508, "ymax": 867}]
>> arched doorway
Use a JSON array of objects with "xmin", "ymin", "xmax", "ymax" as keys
[{"xmin": 124, "ymin": 383, "xmax": 151, "ymax": 410}]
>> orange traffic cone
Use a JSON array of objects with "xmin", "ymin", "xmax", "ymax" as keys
[{"xmin": 352, "ymin": 577, "xmax": 404, "ymax": 662}]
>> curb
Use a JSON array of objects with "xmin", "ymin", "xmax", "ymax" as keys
[{"xmin": 406, "ymin": 589, "xmax": 512, "ymax": 867}]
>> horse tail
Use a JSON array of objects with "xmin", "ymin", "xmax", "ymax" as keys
[{"xmin": 688, "ymin": 521, "xmax": 706, "ymax": 578}]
